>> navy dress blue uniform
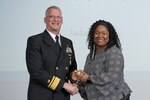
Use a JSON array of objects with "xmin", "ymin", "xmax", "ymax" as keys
[{"xmin": 26, "ymin": 30, "xmax": 77, "ymax": 100}]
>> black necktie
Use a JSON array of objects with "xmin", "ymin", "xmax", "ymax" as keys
[{"xmin": 55, "ymin": 35, "xmax": 61, "ymax": 49}]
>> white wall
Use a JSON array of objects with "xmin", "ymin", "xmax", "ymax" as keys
[{"xmin": 0, "ymin": 0, "xmax": 150, "ymax": 100}]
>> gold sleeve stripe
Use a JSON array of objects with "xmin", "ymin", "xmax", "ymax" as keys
[
  {"xmin": 48, "ymin": 76, "xmax": 55, "ymax": 88},
  {"xmin": 50, "ymin": 76, "xmax": 60, "ymax": 90}
]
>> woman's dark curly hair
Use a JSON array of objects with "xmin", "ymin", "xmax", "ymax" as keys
[{"xmin": 87, "ymin": 20, "xmax": 122, "ymax": 56}]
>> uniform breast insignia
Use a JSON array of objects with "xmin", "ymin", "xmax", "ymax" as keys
[{"xmin": 66, "ymin": 45, "xmax": 72, "ymax": 65}]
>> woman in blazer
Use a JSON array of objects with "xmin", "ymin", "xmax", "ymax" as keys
[{"xmin": 74, "ymin": 20, "xmax": 132, "ymax": 100}]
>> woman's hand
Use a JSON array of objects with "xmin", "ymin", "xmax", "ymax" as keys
[{"xmin": 76, "ymin": 70, "xmax": 89, "ymax": 82}]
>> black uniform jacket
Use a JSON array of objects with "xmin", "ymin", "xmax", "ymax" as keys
[{"xmin": 26, "ymin": 30, "xmax": 77, "ymax": 100}]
